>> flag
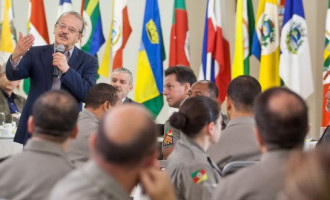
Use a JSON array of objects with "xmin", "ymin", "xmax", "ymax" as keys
[
  {"xmin": 191, "ymin": 169, "xmax": 208, "ymax": 184},
  {"xmin": 57, "ymin": 0, "xmax": 72, "ymax": 18},
  {"xmin": 99, "ymin": 0, "xmax": 132, "ymax": 77},
  {"xmin": 279, "ymin": 0, "xmax": 314, "ymax": 99},
  {"xmin": 134, "ymin": 0, "xmax": 165, "ymax": 118},
  {"xmin": 0, "ymin": 0, "xmax": 16, "ymax": 65},
  {"xmin": 81, "ymin": 0, "xmax": 105, "ymax": 56},
  {"xmin": 169, "ymin": 0, "xmax": 190, "ymax": 67},
  {"xmin": 24, "ymin": 0, "xmax": 50, "ymax": 94},
  {"xmin": 251, "ymin": 0, "xmax": 280, "ymax": 91},
  {"xmin": 232, "ymin": 0, "xmax": 254, "ymax": 78},
  {"xmin": 200, "ymin": 0, "xmax": 231, "ymax": 103},
  {"xmin": 323, "ymin": 0, "xmax": 330, "ymax": 126}
]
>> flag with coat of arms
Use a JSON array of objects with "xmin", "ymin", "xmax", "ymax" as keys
[
  {"xmin": 251, "ymin": 0, "xmax": 281, "ymax": 91},
  {"xmin": 279, "ymin": 0, "xmax": 314, "ymax": 99},
  {"xmin": 99, "ymin": 0, "xmax": 132, "ymax": 78},
  {"xmin": 134, "ymin": 0, "xmax": 165, "ymax": 118},
  {"xmin": 232, "ymin": 0, "xmax": 255, "ymax": 78}
]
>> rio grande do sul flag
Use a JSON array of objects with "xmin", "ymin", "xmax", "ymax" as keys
[
  {"xmin": 134, "ymin": 0, "xmax": 165, "ymax": 118},
  {"xmin": 251, "ymin": 0, "xmax": 280, "ymax": 91},
  {"xmin": 322, "ymin": 0, "xmax": 330, "ymax": 126},
  {"xmin": 0, "ymin": 0, "xmax": 16, "ymax": 65},
  {"xmin": 279, "ymin": 0, "xmax": 314, "ymax": 99},
  {"xmin": 191, "ymin": 169, "xmax": 208, "ymax": 184},
  {"xmin": 232, "ymin": 0, "xmax": 255, "ymax": 78},
  {"xmin": 200, "ymin": 0, "xmax": 231, "ymax": 103},
  {"xmin": 99, "ymin": 0, "xmax": 132, "ymax": 77},
  {"xmin": 169, "ymin": 0, "xmax": 190, "ymax": 67}
]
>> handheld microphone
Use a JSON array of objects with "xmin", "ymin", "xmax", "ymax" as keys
[{"xmin": 53, "ymin": 44, "xmax": 65, "ymax": 77}]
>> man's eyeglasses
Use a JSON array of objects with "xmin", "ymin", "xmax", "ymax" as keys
[{"xmin": 56, "ymin": 23, "xmax": 80, "ymax": 34}]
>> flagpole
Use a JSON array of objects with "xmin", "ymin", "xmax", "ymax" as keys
[{"xmin": 206, "ymin": 53, "xmax": 212, "ymax": 80}]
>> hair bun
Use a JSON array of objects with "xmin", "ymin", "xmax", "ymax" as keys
[{"xmin": 169, "ymin": 112, "xmax": 187, "ymax": 130}]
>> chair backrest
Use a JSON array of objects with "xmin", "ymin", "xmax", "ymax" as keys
[{"xmin": 222, "ymin": 161, "xmax": 257, "ymax": 176}]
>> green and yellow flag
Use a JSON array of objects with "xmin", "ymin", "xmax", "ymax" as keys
[{"xmin": 232, "ymin": 0, "xmax": 254, "ymax": 78}]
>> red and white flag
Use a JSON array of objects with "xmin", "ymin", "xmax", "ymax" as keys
[
  {"xmin": 28, "ymin": 0, "xmax": 49, "ymax": 46},
  {"xmin": 200, "ymin": 0, "xmax": 231, "ymax": 103},
  {"xmin": 99, "ymin": 0, "xmax": 132, "ymax": 77}
]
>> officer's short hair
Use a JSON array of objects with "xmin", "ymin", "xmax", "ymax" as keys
[
  {"xmin": 33, "ymin": 90, "xmax": 79, "ymax": 142},
  {"xmin": 85, "ymin": 83, "xmax": 119, "ymax": 109}
]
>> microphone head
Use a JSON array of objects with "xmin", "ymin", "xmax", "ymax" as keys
[{"xmin": 56, "ymin": 44, "xmax": 65, "ymax": 53}]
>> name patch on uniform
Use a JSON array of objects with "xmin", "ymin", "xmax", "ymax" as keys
[
  {"xmin": 191, "ymin": 169, "xmax": 208, "ymax": 184},
  {"xmin": 163, "ymin": 129, "xmax": 173, "ymax": 147}
]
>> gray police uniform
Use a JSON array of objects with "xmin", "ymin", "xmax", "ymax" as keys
[
  {"xmin": 167, "ymin": 134, "xmax": 222, "ymax": 200},
  {"xmin": 0, "ymin": 140, "xmax": 74, "ymax": 200},
  {"xmin": 213, "ymin": 150, "xmax": 291, "ymax": 200},
  {"xmin": 162, "ymin": 120, "xmax": 181, "ymax": 151},
  {"xmin": 207, "ymin": 117, "xmax": 261, "ymax": 170},
  {"xmin": 49, "ymin": 161, "xmax": 131, "ymax": 200},
  {"xmin": 67, "ymin": 109, "xmax": 100, "ymax": 167}
]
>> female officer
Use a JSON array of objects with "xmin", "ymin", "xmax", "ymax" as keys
[{"xmin": 166, "ymin": 96, "xmax": 222, "ymax": 200}]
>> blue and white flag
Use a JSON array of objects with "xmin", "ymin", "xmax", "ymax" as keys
[
  {"xmin": 279, "ymin": 0, "xmax": 314, "ymax": 99},
  {"xmin": 57, "ymin": 0, "xmax": 72, "ymax": 17}
]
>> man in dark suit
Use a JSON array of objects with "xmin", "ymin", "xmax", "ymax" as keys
[
  {"xmin": 110, "ymin": 67, "xmax": 137, "ymax": 104},
  {"xmin": 213, "ymin": 87, "xmax": 309, "ymax": 200},
  {"xmin": 6, "ymin": 11, "xmax": 98, "ymax": 144},
  {"xmin": 0, "ymin": 64, "xmax": 26, "ymax": 123}
]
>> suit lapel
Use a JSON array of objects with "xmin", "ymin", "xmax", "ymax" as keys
[
  {"xmin": 41, "ymin": 45, "xmax": 55, "ymax": 89},
  {"xmin": 68, "ymin": 46, "xmax": 83, "ymax": 71}
]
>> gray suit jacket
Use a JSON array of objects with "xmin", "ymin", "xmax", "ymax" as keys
[
  {"xmin": 0, "ymin": 90, "xmax": 26, "ymax": 123},
  {"xmin": 67, "ymin": 109, "xmax": 100, "ymax": 167},
  {"xmin": 0, "ymin": 140, "xmax": 74, "ymax": 200},
  {"xmin": 213, "ymin": 150, "xmax": 291, "ymax": 200},
  {"xmin": 49, "ymin": 161, "xmax": 131, "ymax": 200},
  {"xmin": 207, "ymin": 117, "xmax": 261, "ymax": 169}
]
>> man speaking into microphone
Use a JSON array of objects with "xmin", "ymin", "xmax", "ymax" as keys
[{"xmin": 6, "ymin": 11, "xmax": 98, "ymax": 144}]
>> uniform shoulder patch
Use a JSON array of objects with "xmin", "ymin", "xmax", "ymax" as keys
[
  {"xmin": 190, "ymin": 169, "xmax": 208, "ymax": 184},
  {"xmin": 163, "ymin": 129, "xmax": 173, "ymax": 147}
]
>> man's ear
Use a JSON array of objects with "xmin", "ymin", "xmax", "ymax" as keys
[
  {"xmin": 129, "ymin": 83, "xmax": 133, "ymax": 92},
  {"xmin": 103, "ymin": 101, "xmax": 111, "ymax": 111},
  {"xmin": 207, "ymin": 121, "xmax": 216, "ymax": 137},
  {"xmin": 70, "ymin": 124, "xmax": 79, "ymax": 139},
  {"xmin": 184, "ymin": 82, "xmax": 190, "ymax": 94},
  {"xmin": 27, "ymin": 116, "xmax": 34, "ymax": 135}
]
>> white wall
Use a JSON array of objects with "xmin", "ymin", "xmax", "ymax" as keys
[{"xmin": 4, "ymin": 0, "xmax": 328, "ymax": 137}]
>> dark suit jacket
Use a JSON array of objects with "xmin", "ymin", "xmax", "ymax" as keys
[
  {"xmin": 123, "ymin": 97, "xmax": 137, "ymax": 104},
  {"xmin": 6, "ymin": 45, "xmax": 98, "ymax": 144},
  {"xmin": 0, "ymin": 90, "xmax": 26, "ymax": 123}
]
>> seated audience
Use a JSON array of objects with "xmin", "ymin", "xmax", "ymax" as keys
[
  {"xmin": 67, "ymin": 83, "xmax": 120, "ymax": 166},
  {"xmin": 278, "ymin": 147, "xmax": 330, "ymax": 200},
  {"xmin": 0, "ymin": 90, "xmax": 79, "ymax": 199},
  {"xmin": 167, "ymin": 96, "xmax": 222, "ymax": 200},
  {"xmin": 49, "ymin": 104, "xmax": 161, "ymax": 199},
  {"xmin": 207, "ymin": 75, "xmax": 261, "ymax": 170},
  {"xmin": 0, "ymin": 63, "xmax": 25, "ymax": 123},
  {"xmin": 162, "ymin": 66, "xmax": 196, "ymax": 159},
  {"xmin": 188, "ymin": 80, "xmax": 228, "ymax": 130},
  {"xmin": 213, "ymin": 87, "xmax": 309, "ymax": 200}
]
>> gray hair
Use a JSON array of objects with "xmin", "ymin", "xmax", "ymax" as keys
[
  {"xmin": 55, "ymin": 11, "xmax": 85, "ymax": 34},
  {"xmin": 112, "ymin": 68, "xmax": 133, "ymax": 84}
]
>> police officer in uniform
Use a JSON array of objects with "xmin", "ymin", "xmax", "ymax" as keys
[{"xmin": 166, "ymin": 96, "xmax": 222, "ymax": 200}]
